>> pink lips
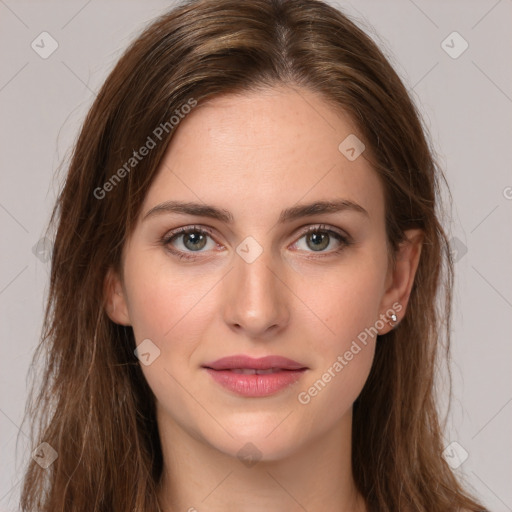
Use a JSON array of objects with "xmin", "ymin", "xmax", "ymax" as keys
[{"xmin": 202, "ymin": 355, "xmax": 308, "ymax": 397}]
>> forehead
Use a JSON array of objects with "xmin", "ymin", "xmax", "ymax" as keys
[{"xmin": 142, "ymin": 85, "xmax": 385, "ymax": 226}]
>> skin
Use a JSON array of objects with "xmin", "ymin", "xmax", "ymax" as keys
[{"xmin": 106, "ymin": 84, "xmax": 423, "ymax": 512}]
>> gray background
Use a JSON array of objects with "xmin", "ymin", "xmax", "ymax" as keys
[{"xmin": 1, "ymin": 1, "xmax": 511, "ymax": 510}]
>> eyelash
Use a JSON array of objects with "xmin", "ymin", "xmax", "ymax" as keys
[{"xmin": 160, "ymin": 224, "xmax": 352, "ymax": 261}]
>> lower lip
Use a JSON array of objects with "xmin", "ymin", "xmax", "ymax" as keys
[{"xmin": 204, "ymin": 368, "xmax": 306, "ymax": 397}]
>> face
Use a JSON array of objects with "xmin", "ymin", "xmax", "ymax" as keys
[{"xmin": 106, "ymin": 84, "xmax": 421, "ymax": 461}]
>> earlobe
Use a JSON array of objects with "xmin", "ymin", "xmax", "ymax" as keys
[
  {"xmin": 104, "ymin": 268, "xmax": 131, "ymax": 326},
  {"xmin": 378, "ymin": 228, "xmax": 424, "ymax": 334}
]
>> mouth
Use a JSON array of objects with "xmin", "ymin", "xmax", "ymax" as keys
[{"xmin": 201, "ymin": 355, "xmax": 308, "ymax": 397}]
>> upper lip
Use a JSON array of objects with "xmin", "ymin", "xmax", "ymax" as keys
[{"xmin": 202, "ymin": 355, "xmax": 308, "ymax": 371}]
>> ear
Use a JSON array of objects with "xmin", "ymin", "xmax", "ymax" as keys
[
  {"xmin": 104, "ymin": 267, "xmax": 131, "ymax": 326},
  {"xmin": 377, "ymin": 228, "xmax": 423, "ymax": 335}
]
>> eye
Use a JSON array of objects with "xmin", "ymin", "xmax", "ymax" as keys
[
  {"xmin": 161, "ymin": 225, "xmax": 217, "ymax": 260},
  {"xmin": 291, "ymin": 224, "xmax": 352, "ymax": 256}
]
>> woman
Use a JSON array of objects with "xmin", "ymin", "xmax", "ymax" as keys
[{"xmin": 19, "ymin": 0, "xmax": 488, "ymax": 510}]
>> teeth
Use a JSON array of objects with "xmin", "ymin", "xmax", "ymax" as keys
[{"xmin": 229, "ymin": 368, "xmax": 282, "ymax": 375}]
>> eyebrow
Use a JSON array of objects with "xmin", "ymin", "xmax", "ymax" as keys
[{"xmin": 142, "ymin": 198, "xmax": 369, "ymax": 224}]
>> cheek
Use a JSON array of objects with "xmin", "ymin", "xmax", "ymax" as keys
[
  {"xmin": 123, "ymin": 261, "xmax": 216, "ymax": 423},
  {"xmin": 292, "ymin": 259, "xmax": 384, "ymax": 411},
  {"xmin": 297, "ymin": 256, "xmax": 385, "ymax": 353},
  {"xmin": 295, "ymin": 304, "xmax": 378, "ymax": 433},
  {"xmin": 124, "ymin": 256, "xmax": 215, "ymax": 346}
]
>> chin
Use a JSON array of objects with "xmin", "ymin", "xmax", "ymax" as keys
[{"xmin": 204, "ymin": 418, "xmax": 306, "ymax": 463}]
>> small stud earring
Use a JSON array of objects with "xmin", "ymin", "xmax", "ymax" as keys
[{"xmin": 388, "ymin": 312, "xmax": 398, "ymax": 327}]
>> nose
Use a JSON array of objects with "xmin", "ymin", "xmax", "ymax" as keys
[{"xmin": 222, "ymin": 247, "xmax": 290, "ymax": 339}]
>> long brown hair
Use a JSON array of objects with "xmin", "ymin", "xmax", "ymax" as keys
[{"xmin": 19, "ymin": 0, "xmax": 487, "ymax": 510}]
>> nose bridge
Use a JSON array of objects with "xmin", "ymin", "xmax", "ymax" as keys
[{"xmin": 223, "ymin": 241, "xmax": 289, "ymax": 336}]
